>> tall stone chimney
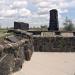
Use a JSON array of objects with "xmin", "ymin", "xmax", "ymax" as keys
[{"xmin": 48, "ymin": 9, "xmax": 59, "ymax": 31}]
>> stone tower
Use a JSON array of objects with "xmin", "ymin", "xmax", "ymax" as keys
[{"xmin": 48, "ymin": 9, "xmax": 59, "ymax": 31}]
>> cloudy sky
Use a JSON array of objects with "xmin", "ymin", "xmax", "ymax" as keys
[{"xmin": 0, "ymin": 0, "xmax": 75, "ymax": 28}]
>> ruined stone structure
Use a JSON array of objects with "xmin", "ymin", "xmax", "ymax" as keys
[
  {"xmin": 0, "ymin": 8, "xmax": 75, "ymax": 75},
  {"xmin": 33, "ymin": 32, "xmax": 75, "ymax": 52},
  {"xmin": 0, "ymin": 29, "xmax": 34, "ymax": 75},
  {"xmin": 14, "ymin": 22, "xmax": 29, "ymax": 30},
  {"xmin": 29, "ymin": 9, "xmax": 75, "ymax": 52},
  {"xmin": 48, "ymin": 9, "xmax": 59, "ymax": 31}
]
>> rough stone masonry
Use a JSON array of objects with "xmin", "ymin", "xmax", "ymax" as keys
[
  {"xmin": 48, "ymin": 9, "xmax": 59, "ymax": 31},
  {"xmin": 33, "ymin": 9, "xmax": 75, "ymax": 52}
]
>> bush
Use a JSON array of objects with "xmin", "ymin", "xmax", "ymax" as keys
[{"xmin": 63, "ymin": 17, "xmax": 75, "ymax": 31}]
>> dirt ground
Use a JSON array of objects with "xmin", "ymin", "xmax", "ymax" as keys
[{"xmin": 13, "ymin": 52, "xmax": 75, "ymax": 75}]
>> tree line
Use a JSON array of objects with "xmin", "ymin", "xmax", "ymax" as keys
[{"xmin": 63, "ymin": 17, "xmax": 75, "ymax": 31}]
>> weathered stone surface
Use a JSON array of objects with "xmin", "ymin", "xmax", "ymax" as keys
[
  {"xmin": 14, "ymin": 22, "xmax": 29, "ymax": 30},
  {"xmin": 48, "ymin": 9, "xmax": 59, "ymax": 31},
  {"xmin": 33, "ymin": 37, "xmax": 75, "ymax": 52},
  {"xmin": 0, "ymin": 29, "xmax": 34, "ymax": 75},
  {"xmin": 5, "ymin": 35, "xmax": 19, "ymax": 43}
]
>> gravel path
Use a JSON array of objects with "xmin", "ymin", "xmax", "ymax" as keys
[{"xmin": 13, "ymin": 52, "xmax": 75, "ymax": 75}]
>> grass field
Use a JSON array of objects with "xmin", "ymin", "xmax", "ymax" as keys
[
  {"xmin": 0, "ymin": 29, "xmax": 8, "ymax": 37},
  {"xmin": 0, "ymin": 29, "xmax": 12, "ymax": 38}
]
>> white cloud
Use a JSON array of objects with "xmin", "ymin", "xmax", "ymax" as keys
[
  {"xmin": 32, "ymin": 0, "xmax": 45, "ymax": 4},
  {"xmin": 0, "ymin": 9, "xmax": 17, "ymax": 17},
  {"xmin": 32, "ymin": 0, "xmax": 75, "ymax": 14},
  {"xmin": 59, "ymin": 2, "xmax": 69, "ymax": 8},
  {"xmin": 37, "ymin": 8, "xmax": 49, "ymax": 15},
  {"xmin": 37, "ymin": 1, "xmax": 49, "ymax": 8},
  {"xmin": 69, "ymin": 0, "xmax": 75, "ymax": 8},
  {"xmin": 0, "ymin": 17, "xmax": 5, "ymax": 19},
  {"xmin": 30, "ymin": 0, "xmax": 71, "ymax": 27},
  {"xmin": 10, "ymin": 0, "xmax": 28, "ymax": 9},
  {"xmin": 0, "ymin": 0, "xmax": 4, "ymax": 4},
  {"xmin": 19, "ymin": 8, "xmax": 32, "ymax": 17},
  {"xmin": 0, "ymin": 0, "xmax": 32, "ymax": 18},
  {"xmin": 0, "ymin": 0, "xmax": 74, "ymax": 27}
]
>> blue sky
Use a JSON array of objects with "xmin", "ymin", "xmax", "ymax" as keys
[{"xmin": 0, "ymin": 0, "xmax": 75, "ymax": 28}]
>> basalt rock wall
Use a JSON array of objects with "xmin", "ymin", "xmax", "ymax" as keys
[{"xmin": 33, "ymin": 37, "xmax": 75, "ymax": 52}]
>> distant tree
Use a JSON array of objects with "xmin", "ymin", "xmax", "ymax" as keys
[
  {"xmin": 41, "ymin": 25, "xmax": 48, "ymax": 29},
  {"xmin": 40, "ymin": 25, "xmax": 48, "ymax": 31},
  {"xmin": 63, "ymin": 17, "xmax": 75, "ymax": 31},
  {"xmin": 0, "ymin": 25, "xmax": 1, "ymax": 29}
]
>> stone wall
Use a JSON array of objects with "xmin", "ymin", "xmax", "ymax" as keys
[
  {"xmin": 33, "ymin": 37, "xmax": 75, "ymax": 52},
  {"xmin": 14, "ymin": 22, "xmax": 29, "ymax": 30}
]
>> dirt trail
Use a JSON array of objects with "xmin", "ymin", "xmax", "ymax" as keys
[{"xmin": 13, "ymin": 52, "xmax": 75, "ymax": 75}]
